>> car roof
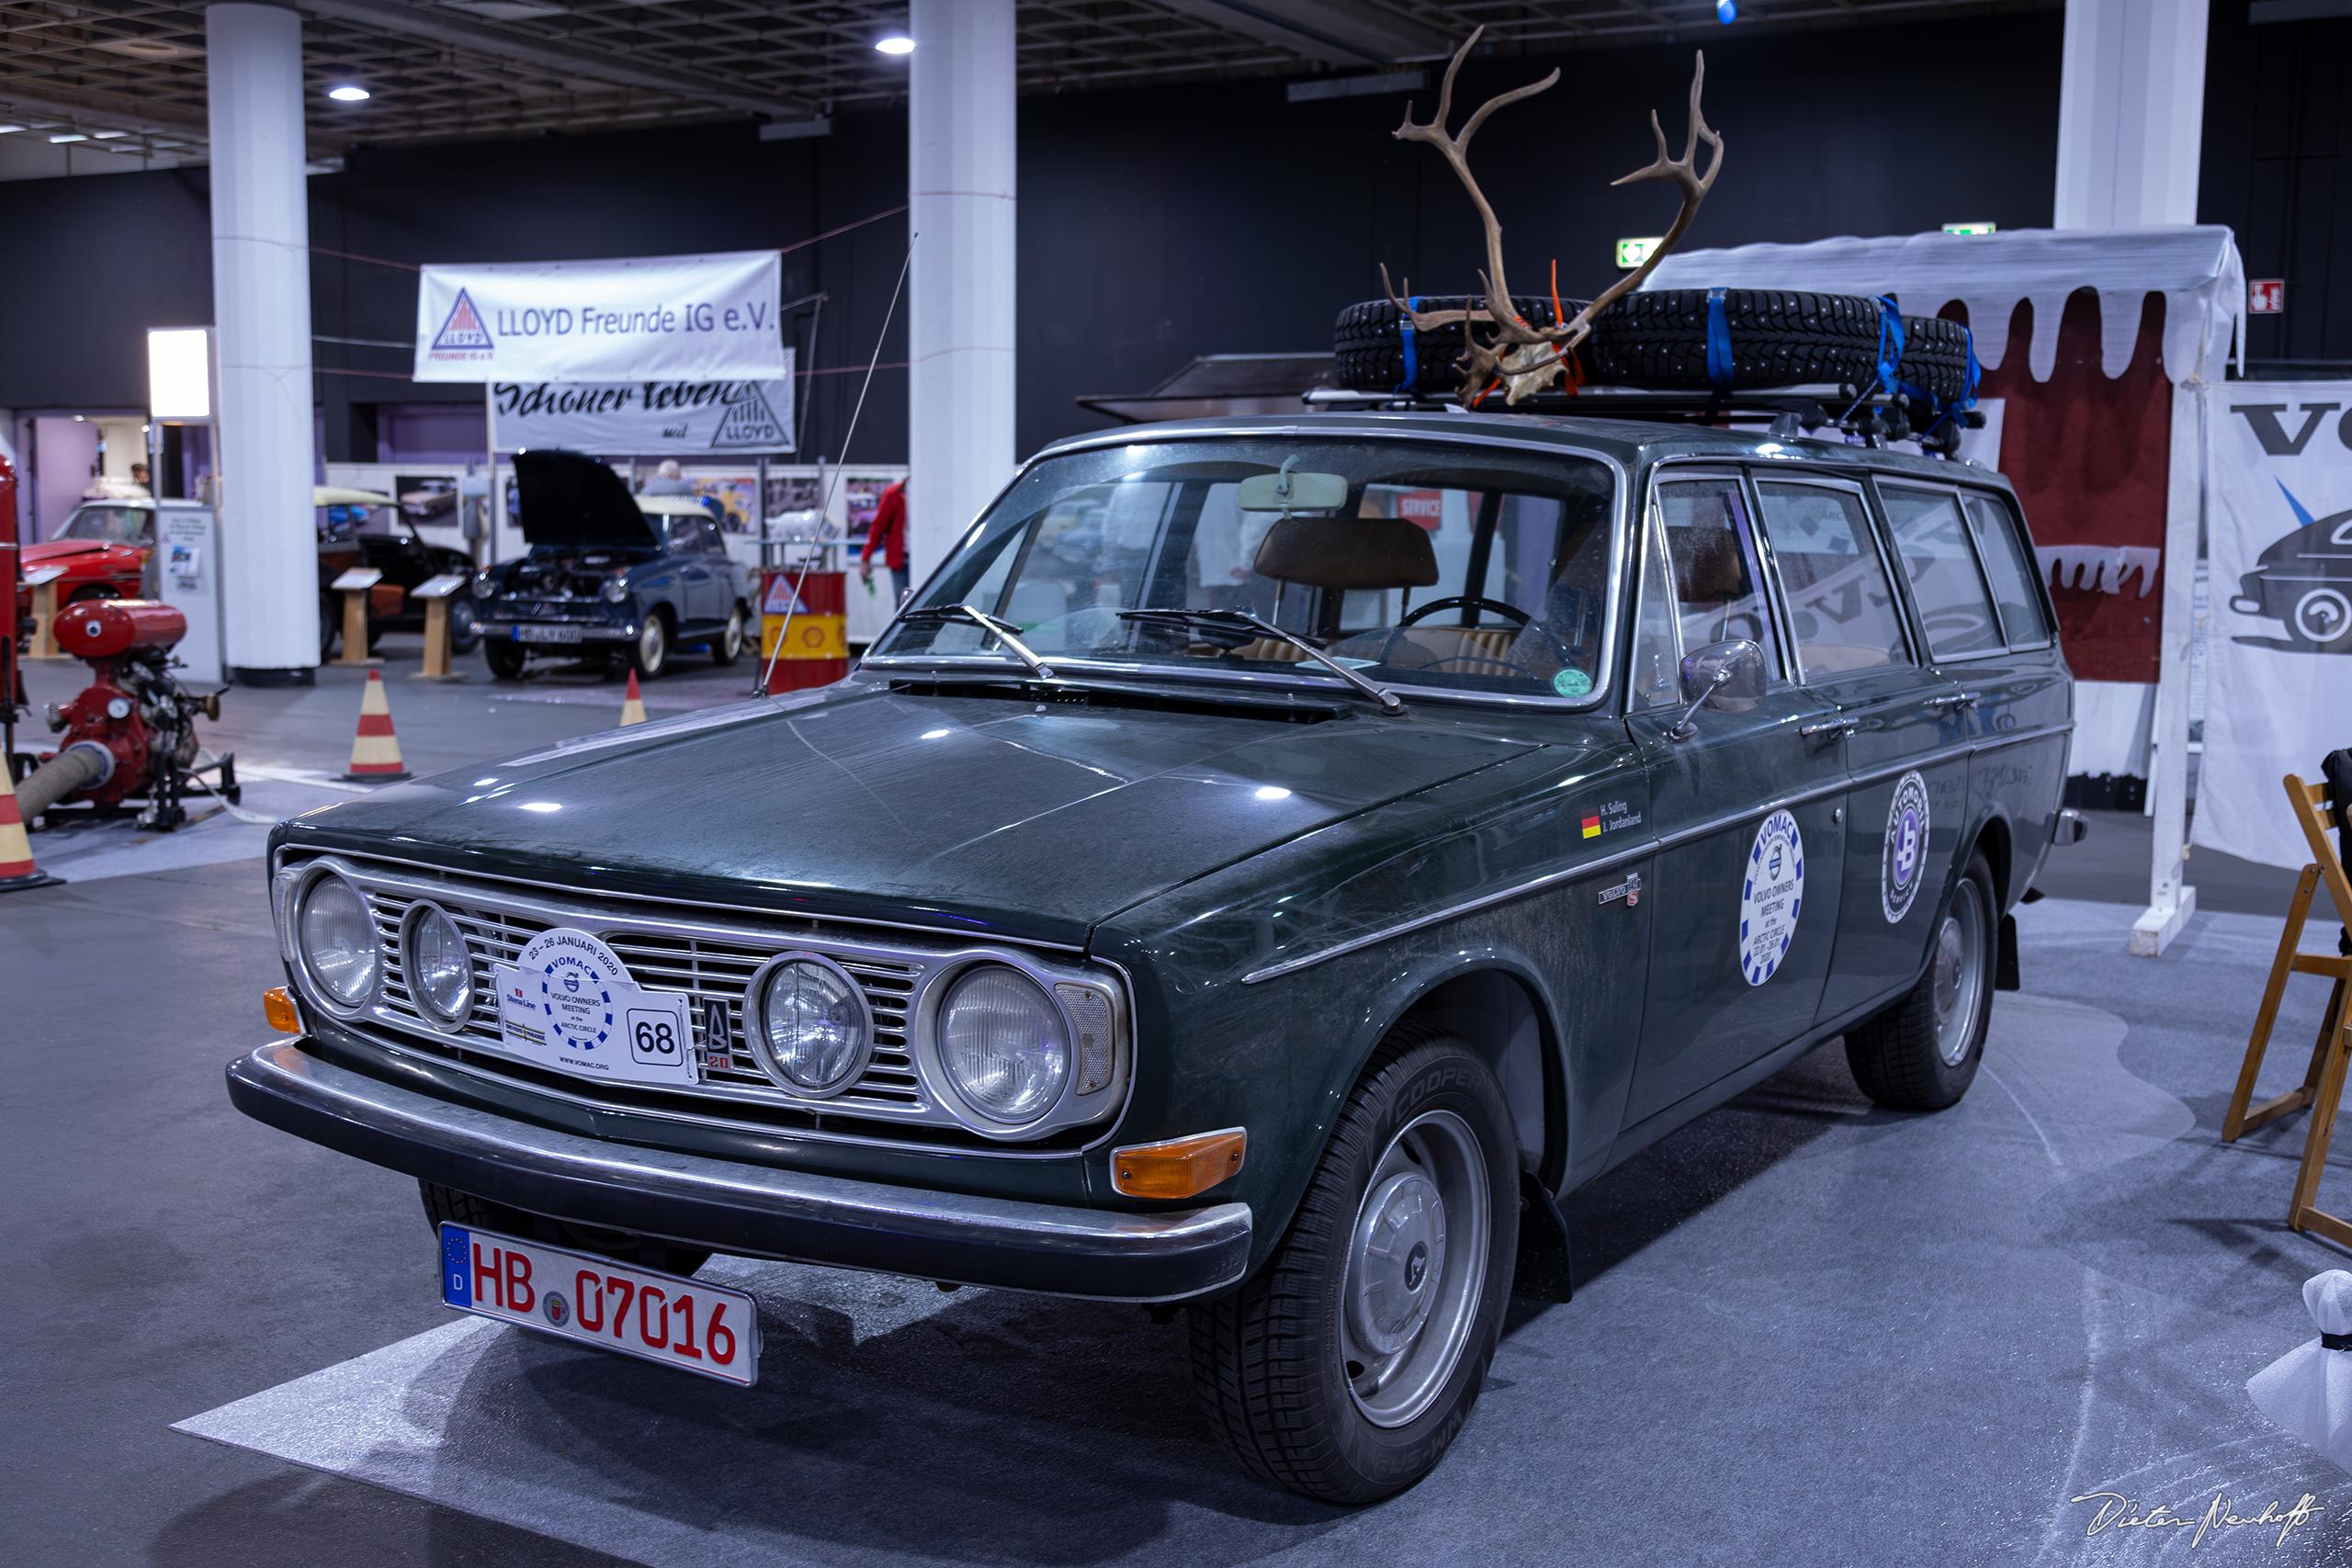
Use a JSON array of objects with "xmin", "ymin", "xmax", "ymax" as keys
[
  {"xmin": 1033, "ymin": 410, "xmax": 2017, "ymax": 492},
  {"xmin": 636, "ymin": 496, "xmax": 716, "ymax": 516}
]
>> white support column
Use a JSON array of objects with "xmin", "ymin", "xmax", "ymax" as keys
[
  {"xmin": 2131, "ymin": 385, "xmax": 2202, "ymax": 956},
  {"xmin": 2053, "ymin": 0, "xmax": 2209, "ymax": 230},
  {"xmin": 906, "ymin": 0, "xmax": 1015, "ymax": 586},
  {"xmin": 208, "ymin": 3, "xmax": 319, "ymax": 677}
]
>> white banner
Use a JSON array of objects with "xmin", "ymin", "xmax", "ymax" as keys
[
  {"xmin": 2193, "ymin": 381, "xmax": 2352, "ymax": 869},
  {"xmin": 491, "ymin": 367, "xmax": 796, "ymax": 455},
  {"xmin": 414, "ymin": 250, "xmax": 783, "ymax": 382}
]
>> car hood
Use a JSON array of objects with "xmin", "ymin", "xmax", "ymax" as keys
[
  {"xmin": 282, "ymin": 682, "xmax": 1541, "ymax": 946},
  {"xmin": 25, "ymin": 539, "xmax": 134, "ymax": 563}
]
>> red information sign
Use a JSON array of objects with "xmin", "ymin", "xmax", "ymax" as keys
[{"xmin": 2250, "ymin": 279, "xmax": 2286, "ymax": 315}]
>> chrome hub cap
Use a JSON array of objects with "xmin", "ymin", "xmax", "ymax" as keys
[
  {"xmin": 1929, "ymin": 881, "xmax": 1987, "ymax": 1067},
  {"xmin": 1340, "ymin": 1110, "xmax": 1489, "ymax": 1428},
  {"xmin": 638, "ymin": 617, "xmax": 665, "ymax": 670}
]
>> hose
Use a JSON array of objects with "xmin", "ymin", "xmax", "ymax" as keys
[{"xmin": 16, "ymin": 741, "xmax": 110, "ymax": 818}]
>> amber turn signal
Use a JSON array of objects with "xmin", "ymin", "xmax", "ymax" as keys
[
  {"xmin": 1112, "ymin": 1127, "xmax": 1246, "ymax": 1200},
  {"xmin": 263, "ymin": 986, "xmax": 302, "ymax": 1034}
]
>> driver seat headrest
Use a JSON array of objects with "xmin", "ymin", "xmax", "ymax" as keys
[{"xmin": 1252, "ymin": 515, "xmax": 1441, "ymax": 591}]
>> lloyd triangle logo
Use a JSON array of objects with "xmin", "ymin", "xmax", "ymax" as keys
[
  {"xmin": 709, "ymin": 383, "xmax": 787, "ymax": 449},
  {"xmin": 431, "ymin": 289, "xmax": 493, "ymax": 353}
]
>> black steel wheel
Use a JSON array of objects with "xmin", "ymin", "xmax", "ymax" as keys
[
  {"xmin": 483, "ymin": 637, "xmax": 527, "ymax": 682},
  {"xmin": 1189, "ymin": 1027, "xmax": 1517, "ymax": 1503},
  {"xmin": 419, "ymin": 1181, "xmax": 710, "ymax": 1277},
  {"xmin": 1845, "ymin": 849, "xmax": 1997, "ymax": 1110}
]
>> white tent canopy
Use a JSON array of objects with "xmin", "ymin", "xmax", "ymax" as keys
[{"xmin": 1643, "ymin": 225, "xmax": 2245, "ymax": 386}]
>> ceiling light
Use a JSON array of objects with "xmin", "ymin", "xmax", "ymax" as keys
[
  {"xmin": 326, "ymin": 85, "xmax": 370, "ymax": 102},
  {"xmin": 91, "ymin": 130, "xmax": 125, "ymax": 140},
  {"xmin": 49, "ymin": 133, "xmax": 86, "ymax": 143},
  {"xmin": 875, "ymin": 35, "xmax": 913, "ymax": 54},
  {"xmin": 0, "ymin": 126, "xmax": 22, "ymax": 135}
]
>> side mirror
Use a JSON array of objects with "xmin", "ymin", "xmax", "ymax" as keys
[
  {"xmin": 1237, "ymin": 469, "xmax": 1348, "ymax": 513},
  {"xmin": 1668, "ymin": 638, "xmax": 1767, "ymax": 739}
]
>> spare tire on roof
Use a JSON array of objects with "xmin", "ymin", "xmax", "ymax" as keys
[
  {"xmin": 1334, "ymin": 295, "xmax": 1582, "ymax": 397},
  {"xmin": 1583, "ymin": 289, "xmax": 1881, "ymax": 392},
  {"xmin": 1893, "ymin": 314, "xmax": 1974, "ymax": 407}
]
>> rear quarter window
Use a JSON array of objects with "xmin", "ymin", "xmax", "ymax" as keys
[
  {"xmin": 1878, "ymin": 484, "xmax": 2004, "ymax": 660},
  {"xmin": 1960, "ymin": 491, "xmax": 2052, "ymax": 648}
]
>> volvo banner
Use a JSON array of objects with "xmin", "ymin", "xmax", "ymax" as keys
[
  {"xmin": 414, "ymin": 250, "xmax": 784, "ymax": 382},
  {"xmin": 491, "ymin": 366, "xmax": 797, "ymax": 455},
  {"xmin": 2194, "ymin": 381, "xmax": 2352, "ymax": 869}
]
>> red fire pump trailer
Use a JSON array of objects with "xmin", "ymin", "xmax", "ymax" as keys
[{"xmin": 15, "ymin": 598, "xmax": 235, "ymax": 831}]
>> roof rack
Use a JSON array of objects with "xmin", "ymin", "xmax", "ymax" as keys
[{"xmin": 1300, "ymin": 383, "xmax": 1985, "ymax": 456}]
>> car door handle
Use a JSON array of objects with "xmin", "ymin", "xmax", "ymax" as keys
[
  {"xmin": 1799, "ymin": 718, "xmax": 1859, "ymax": 739},
  {"xmin": 1925, "ymin": 692, "xmax": 1983, "ymax": 711}
]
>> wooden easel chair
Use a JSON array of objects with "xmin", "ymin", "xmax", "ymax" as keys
[{"xmin": 2221, "ymin": 773, "xmax": 2352, "ymax": 1245}]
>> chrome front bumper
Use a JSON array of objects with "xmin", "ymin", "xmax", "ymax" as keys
[{"xmin": 227, "ymin": 1041, "xmax": 1251, "ymax": 1303}]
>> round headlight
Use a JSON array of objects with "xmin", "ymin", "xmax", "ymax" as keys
[
  {"xmin": 753, "ymin": 956, "xmax": 871, "ymax": 1094},
  {"xmin": 473, "ymin": 570, "xmax": 496, "ymax": 598},
  {"xmin": 601, "ymin": 576, "xmax": 628, "ymax": 604},
  {"xmin": 936, "ymin": 966, "xmax": 1069, "ymax": 1123},
  {"xmin": 405, "ymin": 903, "xmax": 473, "ymax": 1024},
  {"xmin": 298, "ymin": 874, "xmax": 379, "ymax": 1007}
]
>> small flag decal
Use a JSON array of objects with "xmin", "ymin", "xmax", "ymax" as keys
[{"xmin": 1581, "ymin": 815, "xmax": 1601, "ymax": 838}]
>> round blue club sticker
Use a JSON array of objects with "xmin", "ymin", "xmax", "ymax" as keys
[
  {"xmin": 1552, "ymin": 667, "xmax": 1594, "ymax": 698},
  {"xmin": 510, "ymin": 928, "xmax": 628, "ymax": 1052},
  {"xmin": 1881, "ymin": 770, "xmax": 1931, "ymax": 924},
  {"xmin": 1738, "ymin": 810, "xmax": 1805, "ymax": 987}
]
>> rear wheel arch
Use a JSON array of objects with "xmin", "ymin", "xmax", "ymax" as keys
[{"xmin": 1969, "ymin": 808, "xmax": 2015, "ymax": 911}]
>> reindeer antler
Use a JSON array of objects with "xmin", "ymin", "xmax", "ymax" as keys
[{"xmin": 1384, "ymin": 39, "xmax": 1725, "ymax": 406}]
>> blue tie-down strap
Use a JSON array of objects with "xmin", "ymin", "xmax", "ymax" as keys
[
  {"xmin": 1396, "ymin": 297, "xmax": 1422, "ymax": 395},
  {"xmin": 1871, "ymin": 295, "xmax": 1908, "ymax": 398},
  {"xmin": 1704, "ymin": 287, "xmax": 1736, "ymax": 395},
  {"xmin": 1917, "ymin": 322, "xmax": 1983, "ymax": 442}
]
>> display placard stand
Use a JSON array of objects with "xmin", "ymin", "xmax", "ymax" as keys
[
  {"xmin": 330, "ymin": 567, "xmax": 383, "ymax": 667},
  {"xmin": 410, "ymin": 573, "xmax": 469, "ymax": 682},
  {"xmin": 2219, "ymin": 773, "xmax": 2352, "ymax": 1243},
  {"xmin": 22, "ymin": 567, "xmax": 62, "ymax": 660}
]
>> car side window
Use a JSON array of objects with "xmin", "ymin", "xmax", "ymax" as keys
[
  {"xmin": 695, "ymin": 518, "xmax": 726, "ymax": 555},
  {"xmin": 1960, "ymin": 491, "xmax": 2051, "ymax": 648},
  {"xmin": 1878, "ymin": 485, "xmax": 2004, "ymax": 660},
  {"xmin": 1637, "ymin": 479, "xmax": 1781, "ymax": 707},
  {"xmin": 1752, "ymin": 481, "xmax": 1912, "ymax": 679},
  {"xmin": 666, "ymin": 517, "xmax": 700, "ymax": 554}
]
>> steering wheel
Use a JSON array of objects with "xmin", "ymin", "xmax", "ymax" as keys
[{"xmin": 1381, "ymin": 595, "xmax": 1579, "ymax": 676}]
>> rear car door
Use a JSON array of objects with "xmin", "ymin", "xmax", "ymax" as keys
[
  {"xmin": 667, "ymin": 517, "xmax": 716, "ymax": 630},
  {"xmin": 1950, "ymin": 487, "xmax": 2073, "ymax": 880},
  {"xmin": 1622, "ymin": 469, "xmax": 1846, "ymax": 1130},
  {"xmin": 1752, "ymin": 475, "xmax": 1965, "ymax": 1025}
]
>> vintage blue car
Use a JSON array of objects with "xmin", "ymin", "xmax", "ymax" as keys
[
  {"xmin": 230, "ymin": 411, "xmax": 2074, "ymax": 1504},
  {"xmin": 474, "ymin": 449, "xmax": 752, "ymax": 680}
]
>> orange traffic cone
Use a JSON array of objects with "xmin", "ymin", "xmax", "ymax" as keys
[
  {"xmin": 0, "ymin": 759, "xmax": 62, "ymax": 892},
  {"xmin": 619, "ymin": 670, "xmax": 647, "ymax": 727},
  {"xmin": 338, "ymin": 670, "xmax": 413, "ymax": 782}
]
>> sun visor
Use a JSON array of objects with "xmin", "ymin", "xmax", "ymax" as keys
[{"xmin": 514, "ymin": 449, "xmax": 661, "ymax": 547}]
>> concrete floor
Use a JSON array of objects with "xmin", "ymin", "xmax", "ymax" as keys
[{"xmin": 9, "ymin": 641, "xmax": 2352, "ymax": 1565}]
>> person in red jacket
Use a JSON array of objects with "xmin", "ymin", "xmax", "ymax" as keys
[{"xmin": 859, "ymin": 479, "xmax": 909, "ymax": 606}]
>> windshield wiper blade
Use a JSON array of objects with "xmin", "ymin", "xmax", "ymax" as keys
[
  {"xmin": 898, "ymin": 603, "xmax": 1058, "ymax": 681},
  {"xmin": 1117, "ymin": 608, "xmax": 1406, "ymax": 716}
]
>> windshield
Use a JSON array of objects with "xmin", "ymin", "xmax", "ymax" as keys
[
  {"xmin": 62, "ymin": 506, "xmax": 150, "ymax": 545},
  {"xmin": 871, "ymin": 437, "xmax": 1618, "ymax": 704}
]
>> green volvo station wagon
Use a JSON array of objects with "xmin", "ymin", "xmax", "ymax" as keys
[{"xmin": 231, "ymin": 409, "xmax": 2075, "ymax": 1502}]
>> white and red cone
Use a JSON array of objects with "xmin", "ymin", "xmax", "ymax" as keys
[
  {"xmin": 619, "ymin": 670, "xmax": 647, "ymax": 727},
  {"xmin": 0, "ymin": 758, "xmax": 62, "ymax": 892},
  {"xmin": 339, "ymin": 670, "xmax": 413, "ymax": 782}
]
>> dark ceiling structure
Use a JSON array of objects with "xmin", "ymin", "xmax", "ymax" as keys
[{"xmin": 0, "ymin": 0, "xmax": 2057, "ymax": 167}]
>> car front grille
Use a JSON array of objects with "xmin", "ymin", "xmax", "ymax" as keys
[{"xmin": 366, "ymin": 889, "xmax": 929, "ymax": 1117}]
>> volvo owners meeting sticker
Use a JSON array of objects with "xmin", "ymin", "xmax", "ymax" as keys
[
  {"xmin": 492, "ymin": 928, "xmax": 694, "ymax": 1085},
  {"xmin": 1739, "ymin": 810, "xmax": 1804, "ymax": 987},
  {"xmin": 1881, "ymin": 770, "xmax": 1931, "ymax": 923}
]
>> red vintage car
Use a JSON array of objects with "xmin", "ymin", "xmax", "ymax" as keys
[{"xmin": 17, "ymin": 500, "xmax": 153, "ymax": 622}]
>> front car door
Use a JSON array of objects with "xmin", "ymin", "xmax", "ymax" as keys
[
  {"xmin": 1751, "ymin": 474, "xmax": 1965, "ymax": 1026},
  {"xmin": 1621, "ymin": 468, "xmax": 1846, "ymax": 1135}
]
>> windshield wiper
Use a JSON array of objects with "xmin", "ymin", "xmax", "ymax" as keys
[
  {"xmin": 1117, "ymin": 608, "xmax": 1406, "ymax": 716},
  {"xmin": 898, "ymin": 603, "xmax": 1058, "ymax": 681}
]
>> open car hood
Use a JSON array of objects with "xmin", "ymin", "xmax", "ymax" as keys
[
  {"xmin": 24, "ymin": 539, "xmax": 124, "ymax": 562},
  {"xmin": 514, "ymin": 449, "xmax": 662, "ymax": 549},
  {"xmin": 285, "ymin": 683, "xmax": 1542, "ymax": 946}
]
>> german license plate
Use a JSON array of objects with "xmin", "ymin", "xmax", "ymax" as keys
[
  {"xmin": 439, "ymin": 1223, "xmax": 760, "ymax": 1386},
  {"xmin": 516, "ymin": 624, "xmax": 583, "ymax": 643}
]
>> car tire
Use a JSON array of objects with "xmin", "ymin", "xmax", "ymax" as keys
[
  {"xmin": 632, "ymin": 610, "xmax": 672, "ymax": 679},
  {"xmin": 66, "ymin": 583, "xmax": 118, "ymax": 603},
  {"xmin": 709, "ymin": 603, "xmax": 746, "ymax": 667},
  {"xmin": 1584, "ymin": 288, "xmax": 1882, "ymax": 391},
  {"xmin": 1844, "ymin": 848, "xmax": 1997, "ymax": 1111},
  {"xmin": 448, "ymin": 592, "xmax": 483, "ymax": 654},
  {"xmin": 1333, "ymin": 295, "xmax": 1569, "ymax": 397},
  {"xmin": 419, "ymin": 1181, "xmax": 711, "ymax": 1277},
  {"xmin": 318, "ymin": 594, "xmax": 340, "ymax": 660},
  {"xmin": 1895, "ymin": 315, "xmax": 1973, "ymax": 406},
  {"xmin": 1189, "ymin": 1027, "xmax": 1518, "ymax": 1504},
  {"xmin": 484, "ymin": 637, "xmax": 527, "ymax": 682}
]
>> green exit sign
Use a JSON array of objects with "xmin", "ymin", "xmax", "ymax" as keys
[
  {"xmin": 1614, "ymin": 236, "xmax": 1661, "ymax": 269},
  {"xmin": 1941, "ymin": 221, "xmax": 1997, "ymax": 236}
]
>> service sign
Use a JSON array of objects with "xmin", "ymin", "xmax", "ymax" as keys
[
  {"xmin": 414, "ymin": 250, "xmax": 784, "ymax": 383},
  {"xmin": 491, "ymin": 367, "xmax": 796, "ymax": 455},
  {"xmin": 492, "ymin": 928, "xmax": 695, "ymax": 1085}
]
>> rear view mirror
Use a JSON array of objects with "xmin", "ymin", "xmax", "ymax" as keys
[{"xmin": 1237, "ymin": 469, "xmax": 1348, "ymax": 513}]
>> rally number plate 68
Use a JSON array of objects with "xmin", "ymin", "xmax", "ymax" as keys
[{"xmin": 439, "ymin": 1223, "xmax": 760, "ymax": 1386}]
